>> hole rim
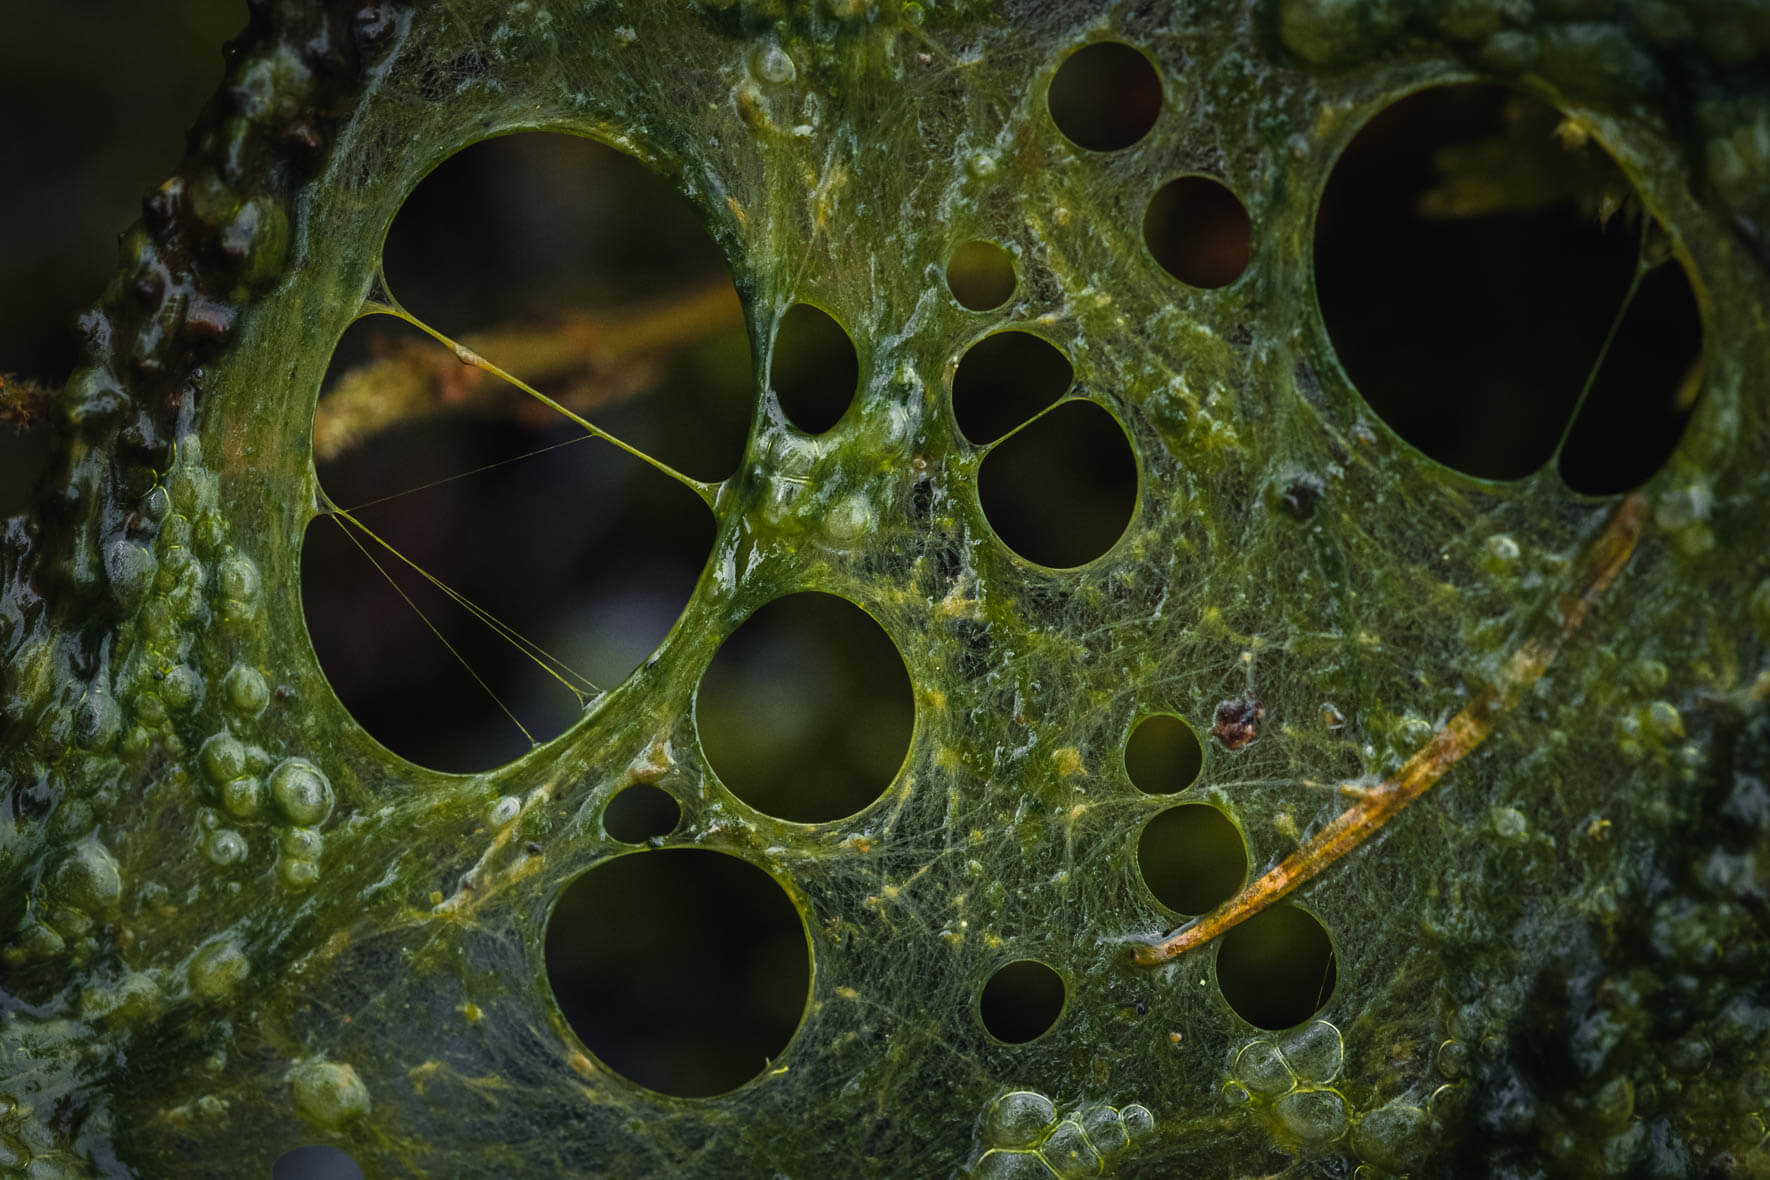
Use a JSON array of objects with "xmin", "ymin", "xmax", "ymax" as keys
[
  {"xmin": 1142, "ymin": 173, "xmax": 1255, "ymax": 291},
  {"xmin": 768, "ymin": 300, "xmax": 862, "ymax": 436},
  {"xmin": 601, "ymin": 783, "xmax": 682, "ymax": 844},
  {"xmin": 1303, "ymin": 79, "xmax": 1712, "ymax": 495},
  {"xmin": 540, "ymin": 845, "xmax": 817, "ymax": 1099},
  {"xmin": 973, "ymin": 395, "xmax": 1142, "ymax": 572},
  {"xmin": 1212, "ymin": 901, "xmax": 1340, "ymax": 1032},
  {"xmin": 946, "ymin": 239, "xmax": 1019, "ymax": 312},
  {"xmin": 691, "ymin": 588, "xmax": 920, "ymax": 828},
  {"xmin": 1123, "ymin": 712, "xmax": 1206, "ymax": 795},
  {"xmin": 1134, "ymin": 800, "xmax": 1250, "ymax": 917},
  {"xmin": 976, "ymin": 956, "xmax": 1070, "ymax": 1046},
  {"xmin": 950, "ymin": 326, "xmax": 1077, "ymax": 448},
  {"xmin": 1045, "ymin": 38, "xmax": 1165, "ymax": 154}
]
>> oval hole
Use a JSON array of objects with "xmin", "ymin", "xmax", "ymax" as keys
[
  {"xmin": 602, "ymin": 784, "xmax": 680, "ymax": 843},
  {"xmin": 305, "ymin": 318, "xmax": 716, "ymax": 773},
  {"xmin": 380, "ymin": 131, "xmax": 753, "ymax": 480},
  {"xmin": 771, "ymin": 303, "xmax": 859, "ymax": 434},
  {"xmin": 979, "ymin": 959, "xmax": 1066, "ymax": 1044},
  {"xmin": 696, "ymin": 592, "xmax": 914, "ymax": 823},
  {"xmin": 1137, "ymin": 803, "xmax": 1246, "ymax": 914},
  {"xmin": 947, "ymin": 240, "xmax": 1017, "ymax": 311},
  {"xmin": 544, "ymin": 849, "xmax": 809, "ymax": 1097},
  {"xmin": 273, "ymin": 1146, "xmax": 365, "ymax": 1180},
  {"xmin": 952, "ymin": 330, "xmax": 1074, "ymax": 447},
  {"xmin": 1048, "ymin": 42, "xmax": 1162, "ymax": 152},
  {"xmin": 1124, "ymin": 714, "xmax": 1204, "ymax": 795},
  {"xmin": 1314, "ymin": 84, "xmax": 1674, "ymax": 482},
  {"xmin": 1144, "ymin": 176, "xmax": 1253, "ymax": 289},
  {"xmin": 1217, "ymin": 905, "xmax": 1338, "ymax": 1030},
  {"xmin": 978, "ymin": 400, "xmax": 1137, "ymax": 569}
]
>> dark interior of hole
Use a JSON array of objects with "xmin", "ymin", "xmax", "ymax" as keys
[
  {"xmin": 947, "ymin": 240, "xmax": 1017, "ymax": 311},
  {"xmin": 546, "ymin": 849, "xmax": 808, "ymax": 1098},
  {"xmin": 603, "ymin": 783, "xmax": 681, "ymax": 844},
  {"xmin": 1124, "ymin": 714, "xmax": 1204, "ymax": 795},
  {"xmin": 1557, "ymin": 258, "xmax": 1704, "ymax": 495},
  {"xmin": 1137, "ymin": 804, "xmax": 1246, "ymax": 914},
  {"xmin": 272, "ymin": 1146, "xmax": 364, "ymax": 1180},
  {"xmin": 696, "ymin": 591, "xmax": 914, "ymax": 823},
  {"xmin": 378, "ymin": 132, "xmax": 754, "ymax": 481},
  {"xmin": 952, "ymin": 330, "xmax": 1074, "ymax": 446},
  {"xmin": 977, "ymin": 399, "xmax": 1137, "ymax": 569},
  {"xmin": 1046, "ymin": 41, "xmax": 1162, "ymax": 153},
  {"xmin": 1216, "ymin": 905, "xmax": 1337, "ymax": 1031},
  {"xmin": 305, "ymin": 334, "xmax": 716, "ymax": 772},
  {"xmin": 979, "ymin": 958, "xmax": 1067, "ymax": 1044},
  {"xmin": 771, "ymin": 303, "xmax": 860, "ymax": 434},
  {"xmin": 1144, "ymin": 176, "xmax": 1253, "ymax": 290},
  {"xmin": 1314, "ymin": 84, "xmax": 1700, "ymax": 484}
]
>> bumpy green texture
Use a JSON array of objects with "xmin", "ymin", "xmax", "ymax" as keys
[{"xmin": 3, "ymin": 0, "xmax": 1770, "ymax": 1176}]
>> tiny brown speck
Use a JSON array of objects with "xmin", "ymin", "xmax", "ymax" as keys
[{"xmin": 1212, "ymin": 697, "xmax": 1264, "ymax": 750}]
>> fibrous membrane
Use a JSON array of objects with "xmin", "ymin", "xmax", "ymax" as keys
[{"xmin": 2, "ymin": 1, "xmax": 1769, "ymax": 1176}]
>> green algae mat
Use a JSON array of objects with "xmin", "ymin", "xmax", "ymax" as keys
[{"xmin": 3, "ymin": 1, "xmax": 1770, "ymax": 1176}]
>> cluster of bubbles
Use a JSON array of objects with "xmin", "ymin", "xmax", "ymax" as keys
[{"xmin": 970, "ymin": 1089, "xmax": 1155, "ymax": 1179}]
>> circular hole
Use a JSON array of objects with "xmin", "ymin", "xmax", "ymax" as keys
[
  {"xmin": 951, "ymin": 330, "xmax": 1073, "ymax": 447},
  {"xmin": 1144, "ymin": 176, "xmax": 1252, "ymax": 289},
  {"xmin": 1216, "ymin": 905, "xmax": 1338, "ymax": 1030},
  {"xmin": 979, "ymin": 959, "xmax": 1067, "ymax": 1044},
  {"xmin": 304, "ymin": 350, "xmax": 715, "ymax": 772},
  {"xmin": 771, "ymin": 303, "xmax": 860, "ymax": 434},
  {"xmin": 1314, "ymin": 83, "xmax": 1700, "ymax": 485},
  {"xmin": 380, "ymin": 132, "xmax": 753, "ymax": 480},
  {"xmin": 602, "ymin": 784, "xmax": 680, "ymax": 843},
  {"xmin": 273, "ymin": 1146, "xmax": 364, "ymax": 1180},
  {"xmin": 544, "ymin": 848, "xmax": 809, "ymax": 1097},
  {"xmin": 1124, "ymin": 714, "xmax": 1204, "ymax": 795},
  {"xmin": 696, "ymin": 592, "xmax": 914, "ymax": 823},
  {"xmin": 1047, "ymin": 41, "xmax": 1162, "ymax": 152},
  {"xmin": 1137, "ymin": 804, "xmax": 1247, "ymax": 914},
  {"xmin": 978, "ymin": 400, "xmax": 1138, "ymax": 569},
  {"xmin": 947, "ymin": 240, "xmax": 1017, "ymax": 311}
]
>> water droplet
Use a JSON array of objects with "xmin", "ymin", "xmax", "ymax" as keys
[
  {"xmin": 199, "ymin": 732, "xmax": 248, "ymax": 783},
  {"xmin": 1038, "ymin": 1119, "xmax": 1101, "ymax": 1178},
  {"xmin": 983, "ymin": 1090, "xmax": 1056, "ymax": 1148},
  {"xmin": 207, "ymin": 829, "xmax": 248, "ymax": 866},
  {"xmin": 1352, "ymin": 1101, "xmax": 1433, "ymax": 1172},
  {"xmin": 220, "ymin": 776, "xmax": 263, "ymax": 819},
  {"xmin": 1280, "ymin": 1019, "xmax": 1344, "ymax": 1084},
  {"xmin": 188, "ymin": 939, "xmax": 250, "ymax": 999},
  {"xmin": 488, "ymin": 796, "xmax": 521, "ymax": 828},
  {"xmin": 1274, "ymin": 1087, "xmax": 1349, "ymax": 1143},
  {"xmin": 223, "ymin": 663, "xmax": 269, "ymax": 716},
  {"xmin": 1234, "ymin": 1039, "xmax": 1296, "ymax": 1098},
  {"xmin": 270, "ymin": 758, "xmax": 334, "ymax": 826},
  {"xmin": 754, "ymin": 45, "xmax": 796, "ymax": 85},
  {"xmin": 289, "ymin": 1060, "xmax": 371, "ymax": 1127}
]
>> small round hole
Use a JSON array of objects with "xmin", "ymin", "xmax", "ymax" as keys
[
  {"xmin": 978, "ymin": 400, "xmax": 1138, "ymax": 569},
  {"xmin": 771, "ymin": 303, "xmax": 859, "ymax": 434},
  {"xmin": 544, "ymin": 849, "xmax": 809, "ymax": 1097},
  {"xmin": 1216, "ymin": 905, "xmax": 1338, "ymax": 1030},
  {"xmin": 1137, "ymin": 804, "xmax": 1247, "ymax": 914},
  {"xmin": 947, "ymin": 240, "xmax": 1017, "ymax": 311},
  {"xmin": 602, "ymin": 784, "xmax": 680, "ymax": 843},
  {"xmin": 979, "ymin": 959, "xmax": 1066, "ymax": 1044},
  {"xmin": 273, "ymin": 1146, "xmax": 365, "ymax": 1180},
  {"xmin": 1144, "ymin": 176, "xmax": 1252, "ymax": 289},
  {"xmin": 696, "ymin": 592, "xmax": 915, "ymax": 823},
  {"xmin": 952, "ymin": 330, "xmax": 1074, "ymax": 446},
  {"xmin": 1124, "ymin": 714, "xmax": 1204, "ymax": 794},
  {"xmin": 1048, "ymin": 42, "xmax": 1162, "ymax": 152}
]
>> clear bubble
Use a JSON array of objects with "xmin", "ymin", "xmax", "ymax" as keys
[
  {"xmin": 983, "ymin": 1090, "xmax": 1056, "ymax": 1148},
  {"xmin": 270, "ymin": 758, "xmax": 334, "ymax": 826}
]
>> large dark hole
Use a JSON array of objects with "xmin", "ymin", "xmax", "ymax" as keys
[
  {"xmin": 544, "ymin": 849, "xmax": 809, "ymax": 1097},
  {"xmin": 305, "ymin": 131, "xmax": 751, "ymax": 773},
  {"xmin": 1137, "ymin": 803, "xmax": 1246, "ymax": 914},
  {"xmin": 380, "ymin": 132, "xmax": 753, "ymax": 481},
  {"xmin": 1124, "ymin": 714, "xmax": 1204, "ymax": 795},
  {"xmin": 979, "ymin": 958, "xmax": 1067, "ymax": 1044},
  {"xmin": 1216, "ymin": 905, "xmax": 1338, "ymax": 1030},
  {"xmin": 978, "ymin": 400, "xmax": 1138, "ymax": 569},
  {"xmin": 1314, "ymin": 84, "xmax": 1700, "ymax": 484},
  {"xmin": 696, "ymin": 592, "xmax": 914, "ymax": 823},
  {"xmin": 771, "ymin": 303, "xmax": 860, "ymax": 434},
  {"xmin": 1047, "ymin": 41, "xmax": 1162, "ymax": 152}
]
